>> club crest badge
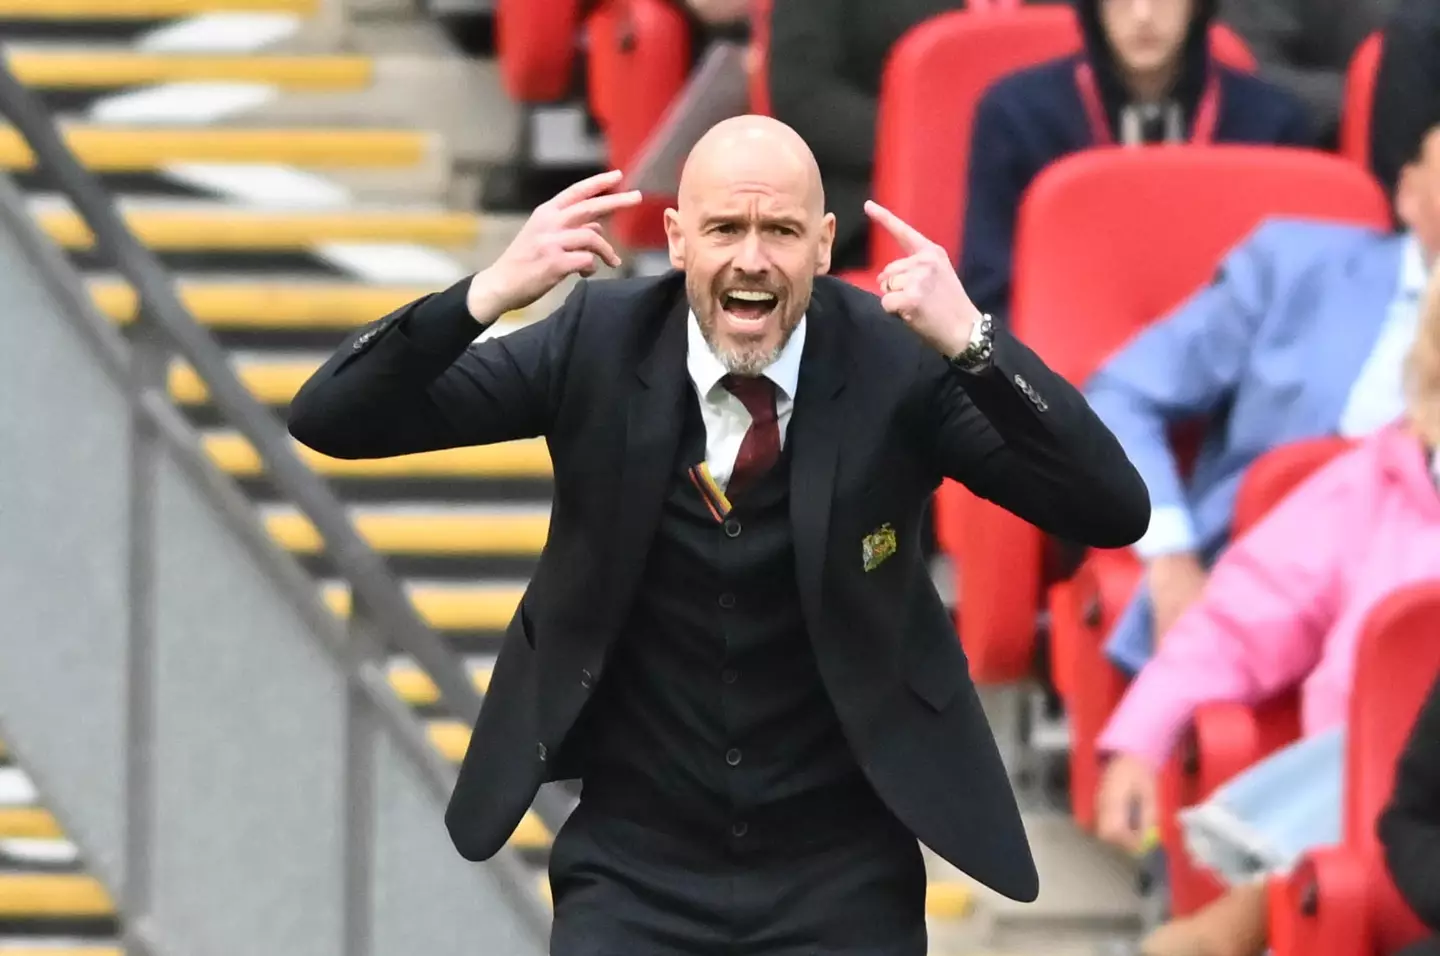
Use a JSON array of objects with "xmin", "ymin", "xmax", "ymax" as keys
[{"xmin": 861, "ymin": 523, "xmax": 897, "ymax": 572}]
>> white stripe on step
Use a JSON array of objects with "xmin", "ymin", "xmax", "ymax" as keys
[
  {"xmin": 315, "ymin": 243, "xmax": 469, "ymax": 286},
  {"xmin": 0, "ymin": 769, "xmax": 36, "ymax": 807},
  {"xmin": 0, "ymin": 838, "xmax": 78, "ymax": 866},
  {"xmin": 162, "ymin": 164, "xmax": 353, "ymax": 208},
  {"xmin": 139, "ymin": 13, "xmax": 304, "ymax": 53},
  {"xmin": 88, "ymin": 82, "xmax": 278, "ymax": 125}
]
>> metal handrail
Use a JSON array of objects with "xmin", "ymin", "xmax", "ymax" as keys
[{"xmin": 0, "ymin": 58, "xmax": 485, "ymax": 727}]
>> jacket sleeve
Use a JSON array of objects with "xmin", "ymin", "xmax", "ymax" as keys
[
  {"xmin": 1096, "ymin": 446, "xmax": 1359, "ymax": 765},
  {"xmin": 960, "ymin": 86, "xmax": 1034, "ymax": 321},
  {"xmin": 1083, "ymin": 224, "xmax": 1277, "ymax": 558},
  {"xmin": 766, "ymin": 0, "xmax": 876, "ymax": 173},
  {"xmin": 916, "ymin": 329, "xmax": 1151, "ymax": 550},
  {"xmin": 287, "ymin": 278, "xmax": 586, "ymax": 459},
  {"xmin": 1379, "ymin": 669, "xmax": 1440, "ymax": 932}
]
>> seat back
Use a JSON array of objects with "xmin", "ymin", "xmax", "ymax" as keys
[
  {"xmin": 497, "ymin": 0, "xmax": 583, "ymax": 103},
  {"xmin": 868, "ymin": 7, "xmax": 1255, "ymax": 274},
  {"xmin": 1012, "ymin": 146, "xmax": 1390, "ymax": 384},
  {"xmin": 1232, "ymin": 437, "xmax": 1356, "ymax": 537},
  {"xmin": 585, "ymin": 0, "xmax": 691, "ymax": 249},
  {"xmin": 946, "ymin": 146, "xmax": 1390, "ymax": 685},
  {"xmin": 748, "ymin": 0, "xmax": 772, "ymax": 115},
  {"xmin": 1339, "ymin": 32, "xmax": 1384, "ymax": 171},
  {"xmin": 1345, "ymin": 582, "xmax": 1440, "ymax": 953}
]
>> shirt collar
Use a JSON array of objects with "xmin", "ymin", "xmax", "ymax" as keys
[
  {"xmin": 1400, "ymin": 232, "xmax": 1429, "ymax": 299},
  {"xmin": 685, "ymin": 310, "xmax": 807, "ymax": 402}
]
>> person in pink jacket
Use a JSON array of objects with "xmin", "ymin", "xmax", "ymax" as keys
[{"xmin": 1095, "ymin": 263, "xmax": 1440, "ymax": 956}]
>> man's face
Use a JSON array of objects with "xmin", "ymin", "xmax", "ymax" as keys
[
  {"xmin": 1099, "ymin": 0, "xmax": 1194, "ymax": 78},
  {"xmin": 664, "ymin": 147, "xmax": 835, "ymax": 377},
  {"xmin": 1399, "ymin": 126, "xmax": 1440, "ymax": 262}
]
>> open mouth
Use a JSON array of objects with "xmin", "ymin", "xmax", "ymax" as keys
[{"xmin": 720, "ymin": 289, "xmax": 778, "ymax": 326}]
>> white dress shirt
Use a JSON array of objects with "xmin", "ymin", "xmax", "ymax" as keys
[
  {"xmin": 1337, "ymin": 233, "xmax": 1430, "ymax": 437},
  {"xmin": 685, "ymin": 311, "xmax": 807, "ymax": 491}
]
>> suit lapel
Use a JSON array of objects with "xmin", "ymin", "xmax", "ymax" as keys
[
  {"xmin": 605, "ymin": 291, "xmax": 691, "ymax": 619},
  {"xmin": 788, "ymin": 288, "xmax": 850, "ymax": 633}
]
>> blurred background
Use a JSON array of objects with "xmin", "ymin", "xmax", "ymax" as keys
[{"xmin": 1, "ymin": 1, "xmax": 1439, "ymax": 955}]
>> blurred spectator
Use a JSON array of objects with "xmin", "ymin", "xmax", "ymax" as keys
[
  {"xmin": 960, "ymin": 0, "xmax": 1312, "ymax": 321},
  {"xmin": 767, "ymin": 0, "xmax": 970, "ymax": 272},
  {"xmin": 1092, "ymin": 265, "xmax": 1440, "ymax": 956},
  {"xmin": 1381, "ymin": 668, "xmax": 1440, "ymax": 956},
  {"xmin": 1086, "ymin": 118, "xmax": 1440, "ymax": 678},
  {"xmin": 1372, "ymin": 0, "xmax": 1440, "ymax": 201},
  {"xmin": 1219, "ymin": 0, "xmax": 1391, "ymax": 150}
]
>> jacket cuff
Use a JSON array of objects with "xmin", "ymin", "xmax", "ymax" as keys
[{"xmin": 398, "ymin": 275, "xmax": 486, "ymax": 356}]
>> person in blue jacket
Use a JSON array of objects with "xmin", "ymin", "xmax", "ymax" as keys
[{"xmin": 960, "ymin": 0, "xmax": 1314, "ymax": 323}]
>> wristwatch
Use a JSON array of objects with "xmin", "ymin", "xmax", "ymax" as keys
[{"xmin": 949, "ymin": 313, "xmax": 995, "ymax": 372}]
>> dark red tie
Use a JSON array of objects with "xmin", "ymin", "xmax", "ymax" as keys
[{"xmin": 722, "ymin": 374, "xmax": 780, "ymax": 497}]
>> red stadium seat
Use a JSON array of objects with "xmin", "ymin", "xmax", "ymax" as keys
[
  {"xmin": 497, "ymin": 0, "xmax": 585, "ymax": 104},
  {"xmin": 1340, "ymin": 33, "xmax": 1384, "ymax": 172},
  {"xmin": 1268, "ymin": 582, "xmax": 1440, "ymax": 956},
  {"xmin": 987, "ymin": 146, "xmax": 1391, "ymax": 827},
  {"xmin": 1158, "ymin": 436, "xmax": 1354, "ymax": 916},
  {"xmin": 748, "ymin": 0, "xmax": 772, "ymax": 115},
  {"xmin": 840, "ymin": 5, "xmax": 1255, "ymax": 295},
  {"xmin": 584, "ymin": 0, "xmax": 691, "ymax": 249},
  {"xmin": 961, "ymin": 146, "xmax": 1388, "ymax": 696}
]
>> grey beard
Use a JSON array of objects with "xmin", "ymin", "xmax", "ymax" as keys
[{"xmin": 709, "ymin": 339, "xmax": 784, "ymax": 378}]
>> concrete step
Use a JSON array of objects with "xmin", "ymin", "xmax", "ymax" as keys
[{"xmin": 932, "ymin": 811, "xmax": 1143, "ymax": 935}]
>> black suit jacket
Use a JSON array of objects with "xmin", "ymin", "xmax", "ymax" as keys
[
  {"xmin": 1380, "ymin": 668, "xmax": 1440, "ymax": 934},
  {"xmin": 288, "ymin": 272, "xmax": 1150, "ymax": 903}
]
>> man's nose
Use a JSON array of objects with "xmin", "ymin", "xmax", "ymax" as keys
[{"xmin": 732, "ymin": 232, "xmax": 769, "ymax": 273}]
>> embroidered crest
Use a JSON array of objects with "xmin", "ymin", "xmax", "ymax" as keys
[{"xmin": 861, "ymin": 523, "xmax": 898, "ymax": 572}]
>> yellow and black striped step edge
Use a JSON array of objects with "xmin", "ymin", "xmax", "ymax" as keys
[
  {"xmin": 94, "ymin": 280, "xmax": 530, "ymax": 330},
  {"xmin": 38, "ymin": 207, "xmax": 481, "ymax": 251},
  {"xmin": 0, "ymin": 0, "xmax": 317, "ymax": 16},
  {"xmin": 0, "ymin": 128, "xmax": 431, "ymax": 171},
  {"xmin": 261, "ymin": 507, "xmax": 550, "ymax": 556},
  {"xmin": 322, "ymin": 583, "xmax": 524, "ymax": 633},
  {"xmin": 7, "ymin": 53, "xmax": 372, "ymax": 91},
  {"xmin": 204, "ymin": 432, "xmax": 553, "ymax": 480}
]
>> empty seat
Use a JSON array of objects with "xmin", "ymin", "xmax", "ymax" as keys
[
  {"xmin": 497, "ymin": 0, "xmax": 585, "ymax": 104},
  {"xmin": 1339, "ymin": 32, "xmax": 1384, "ymax": 171},
  {"xmin": 584, "ymin": 0, "xmax": 691, "ymax": 250}
]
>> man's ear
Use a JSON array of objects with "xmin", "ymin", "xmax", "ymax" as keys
[
  {"xmin": 664, "ymin": 208, "xmax": 686, "ymax": 271},
  {"xmin": 815, "ymin": 212, "xmax": 837, "ymax": 275}
]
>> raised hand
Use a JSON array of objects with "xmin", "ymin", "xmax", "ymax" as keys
[
  {"xmin": 467, "ymin": 170, "xmax": 643, "ymax": 321},
  {"xmin": 864, "ymin": 200, "xmax": 984, "ymax": 359}
]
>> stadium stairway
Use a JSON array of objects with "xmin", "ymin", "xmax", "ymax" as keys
[{"xmin": 1, "ymin": 1, "xmax": 1146, "ymax": 952}]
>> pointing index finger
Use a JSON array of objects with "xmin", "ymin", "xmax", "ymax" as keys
[
  {"xmin": 551, "ymin": 169, "xmax": 626, "ymax": 209},
  {"xmin": 864, "ymin": 200, "xmax": 930, "ymax": 254}
]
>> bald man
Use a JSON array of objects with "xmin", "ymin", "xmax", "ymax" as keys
[{"xmin": 289, "ymin": 116, "xmax": 1149, "ymax": 955}]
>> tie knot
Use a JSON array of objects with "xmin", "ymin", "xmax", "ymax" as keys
[{"xmin": 722, "ymin": 374, "xmax": 777, "ymax": 420}]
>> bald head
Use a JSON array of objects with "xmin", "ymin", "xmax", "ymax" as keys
[
  {"xmin": 678, "ymin": 114, "xmax": 825, "ymax": 219},
  {"xmin": 663, "ymin": 114, "xmax": 836, "ymax": 378}
]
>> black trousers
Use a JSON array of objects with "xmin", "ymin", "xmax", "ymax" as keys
[{"xmin": 547, "ymin": 786, "xmax": 928, "ymax": 955}]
